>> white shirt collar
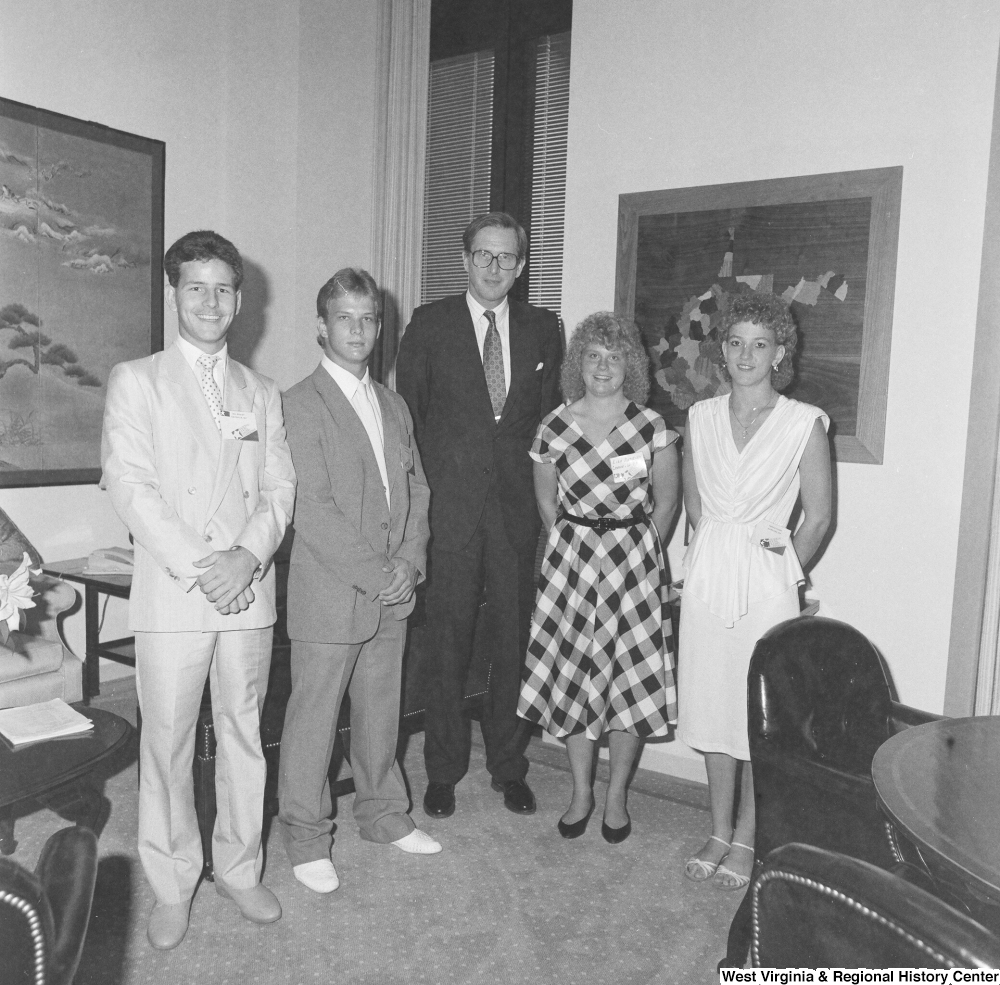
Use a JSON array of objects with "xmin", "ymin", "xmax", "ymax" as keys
[
  {"xmin": 176, "ymin": 336, "xmax": 227, "ymax": 380},
  {"xmin": 466, "ymin": 291, "xmax": 509, "ymax": 326},
  {"xmin": 321, "ymin": 354, "xmax": 371, "ymax": 399}
]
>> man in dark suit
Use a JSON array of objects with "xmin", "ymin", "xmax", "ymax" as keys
[
  {"xmin": 396, "ymin": 212, "xmax": 562, "ymax": 819},
  {"xmin": 279, "ymin": 269, "xmax": 438, "ymax": 896}
]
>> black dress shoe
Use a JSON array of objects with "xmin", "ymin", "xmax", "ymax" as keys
[
  {"xmin": 601, "ymin": 817, "xmax": 632, "ymax": 844},
  {"xmin": 557, "ymin": 802, "xmax": 594, "ymax": 839},
  {"xmin": 491, "ymin": 778, "xmax": 536, "ymax": 815},
  {"xmin": 423, "ymin": 782, "xmax": 455, "ymax": 818}
]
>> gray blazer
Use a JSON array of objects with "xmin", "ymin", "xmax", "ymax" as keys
[{"xmin": 283, "ymin": 365, "xmax": 430, "ymax": 645}]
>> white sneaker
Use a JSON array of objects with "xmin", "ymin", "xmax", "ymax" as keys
[
  {"xmin": 293, "ymin": 859, "xmax": 340, "ymax": 893},
  {"xmin": 391, "ymin": 829, "xmax": 443, "ymax": 855}
]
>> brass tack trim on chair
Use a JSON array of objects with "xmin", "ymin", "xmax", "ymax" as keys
[
  {"xmin": 0, "ymin": 889, "xmax": 47, "ymax": 985},
  {"xmin": 885, "ymin": 820, "xmax": 907, "ymax": 865},
  {"xmin": 751, "ymin": 869, "xmax": 953, "ymax": 969}
]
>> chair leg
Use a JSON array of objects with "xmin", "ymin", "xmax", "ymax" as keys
[
  {"xmin": 193, "ymin": 753, "xmax": 216, "ymax": 882},
  {"xmin": 719, "ymin": 879, "xmax": 754, "ymax": 969},
  {"xmin": 0, "ymin": 807, "xmax": 15, "ymax": 855}
]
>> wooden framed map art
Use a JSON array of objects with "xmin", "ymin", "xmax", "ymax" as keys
[
  {"xmin": 0, "ymin": 97, "xmax": 165, "ymax": 487},
  {"xmin": 615, "ymin": 167, "xmax": 903, "ymax": 464}
]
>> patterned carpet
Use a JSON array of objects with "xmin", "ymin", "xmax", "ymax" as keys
[{"xmin": 9, "ymin": 677, "xmax": 743, "ymax": 984}]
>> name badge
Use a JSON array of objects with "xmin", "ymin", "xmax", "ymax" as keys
[
  {"xmin": 610, "ymin": 453, "xmax": 647, "ymax": 484},
  {"xmin": 220, "ymin": 410, "xmax": 258, "ymax": 441},
  {"xmin": 752, "ymin": 517, "xmax": 790, "ymax": 555}
]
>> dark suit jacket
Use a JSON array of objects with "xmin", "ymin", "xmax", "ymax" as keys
[
  {"xmin": 283, "ymin": 365, "xmax": 430, "ymax": 645},
  {"xmin": 396, "ymin": 293, "xmax": 562, "ymax": 555}
]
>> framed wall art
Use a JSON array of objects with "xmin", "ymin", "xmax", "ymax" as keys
[
  {"xmin": 0, "ymin": 97, "xmax": 165, "ymax": 487},
  {"xmin": 615, "ymin": 167, "xmax": 903, "ymax": 464}
]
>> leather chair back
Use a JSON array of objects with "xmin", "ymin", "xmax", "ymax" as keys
[
  {"xmin": 0, "ymin": 826, "xmax": 98, "ymax": 985},
  {"xmin": 749, "ymin": 615, "xmax": 897, "ymax": 868},
  {"xmin": 753, "ymin": 843, "xmax": 1000, "ymax": 969}
]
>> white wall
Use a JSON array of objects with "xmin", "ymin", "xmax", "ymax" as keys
[
  {"xmin": 0, "ymin": 0, "xmax": 380, "ymax": 664},
  {"xmin": 2, "ymin": 0, "xmax": 995, "ymax": 770},
  {"xmin": 562, "ymin": 0, "xmax": 999, "ymax": 777}
]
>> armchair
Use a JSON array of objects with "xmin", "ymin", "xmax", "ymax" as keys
[
  {"xmin": 0, "ymin": 509, "xmax": 82, "ymax": 710},
  {"xmin": 0, "ymin": 825, "xmax": 99, "ymax": 985},
  {"xmin": 722, "ymin": 615, "xmax": 940, "ymax": 967},
  {"xmin": 753, "ymin": 842, "xmax": 1000, "ymax": 969}
]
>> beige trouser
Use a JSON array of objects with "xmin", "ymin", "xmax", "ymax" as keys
[{"xmin": 135, "ymin": 627, "xmax": 272, "ymax": 903}]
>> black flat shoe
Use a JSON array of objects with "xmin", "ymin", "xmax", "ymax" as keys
[
  {"xmin": 423, "ymin": 782, "xmax": 456, "ymax": 818},
  {"xmin": 601, "ymin": 817, "xmax": 632, "ymax": 844},
  {"xmin": 490, "ymin": 778, "xmax": 537, "ymax": 815},
  {"xmin": 557, "ymin": 803, "xmax": 594, "ymax": 839}
]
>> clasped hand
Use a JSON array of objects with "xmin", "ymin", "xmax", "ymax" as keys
[
  {"xmin": 193, "ymin": 546, "xmax": 260, "ymax": 614},
  {"xmin": 379, "ymin": 557, "xmax": 417, "ymax": 606}
]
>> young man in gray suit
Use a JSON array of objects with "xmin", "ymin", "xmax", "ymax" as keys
[{"xmin": 278, "ymin": 269, "xmax": 439, "ymax": 896}]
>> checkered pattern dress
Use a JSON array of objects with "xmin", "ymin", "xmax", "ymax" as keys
[{"xmin": 518, "ymin": 402, "xmax": 679, "ymax": 739}]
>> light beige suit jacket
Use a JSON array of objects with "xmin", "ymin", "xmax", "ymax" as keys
[{"xmin": 101, "ymin": 342, "xmax": 296, "ymax": 632}]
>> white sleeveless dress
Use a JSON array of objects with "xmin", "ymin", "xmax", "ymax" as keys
[{"xmin": 676, "ymin": 393, "xmax": 829, "ymax": 760}]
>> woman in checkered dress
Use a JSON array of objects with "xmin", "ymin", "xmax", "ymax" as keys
[{"xmin": 517, "ymin": 312, "xmax": 680, "ymax": 844}]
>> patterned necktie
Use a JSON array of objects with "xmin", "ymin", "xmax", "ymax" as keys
[
  {"xmin": 196, "ymin": 354, "xmax": 223, "ymax": 431},
  {"xmin": 482, "ymin": 309, "xmax": 505, "ymax": 420}
]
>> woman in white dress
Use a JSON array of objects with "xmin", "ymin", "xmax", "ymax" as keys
[{"xmin": 677, "ymin": 292, "xmax": 832, "ymax": 889}]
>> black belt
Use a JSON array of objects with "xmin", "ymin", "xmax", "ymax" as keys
[{"xmin": 557, "ymin": 509, "xmax": 647, "ymax": 533}]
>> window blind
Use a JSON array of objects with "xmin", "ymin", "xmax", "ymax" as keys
[
  {"xmin": 421, "ymin": 50, "xmax": 495, "ymax": 304},
  {"xmin": 527, "ymin": 31, "xmax": 571, "ymax": 316}
]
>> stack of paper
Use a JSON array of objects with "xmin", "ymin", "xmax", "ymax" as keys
[
  {"xmin": 83, "ymin": 546, "xmax": 134, "ymax": 575},
  {"xmin": 0, "ymin": 698, "xmax": 94, "ymax": 747}
]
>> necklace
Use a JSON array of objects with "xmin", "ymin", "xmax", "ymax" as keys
[{"xmin": 730, "ymin": 398, "xmax": 774, "ymax": 441}]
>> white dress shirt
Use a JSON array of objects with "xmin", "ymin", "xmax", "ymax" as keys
[
  {"xmin": 466, "ymin": 291, "xmax": 511, "ymax": 398},
  {"xmin": 177, "ymin": 335, "xmax": 229, "ymax": 407},
  {"xmin": 322, "ymin": 356, "xmax": 390, "ymax": 506}
]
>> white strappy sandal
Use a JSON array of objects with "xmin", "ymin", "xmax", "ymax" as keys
[
  {"xmin": 684, "ymin": 834, "xmax": 731, "ymax": 882},
  {"xmin": 713, "ymin": 841, "xmax": 754, "ymax": 890}
]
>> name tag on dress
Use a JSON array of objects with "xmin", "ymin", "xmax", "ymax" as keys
[
  {"xmin": 220, "ymin": 410, "xmax": 258, "ymax": 441},
  {"xmin": 752, "ymin": 517, "xmax": 790, "ymax": 555},
  {"xmin": 610, "ymin": 453, "xmax": 647, "ymax": 483}
]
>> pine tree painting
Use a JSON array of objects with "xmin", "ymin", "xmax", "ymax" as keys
[{"xmin": 0, "ymin": 100, "xmax": 162, "ymax": 483}]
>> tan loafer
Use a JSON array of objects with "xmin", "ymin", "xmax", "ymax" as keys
[
  {"xmin": 215, "ymin": 880, "xmax": 281, "ymax": 924},
  {"xmin": 147, "ymin": 899, "xmax": 192, "ymax": 950}
]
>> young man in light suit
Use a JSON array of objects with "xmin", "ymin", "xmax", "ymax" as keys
[
  {"xmin": 278, "ymin": 268, "xmax": 439, "ymax": 896},
  {"xmin": 102, "ymin": 230, "xmax": 295, "ymax": 949}
]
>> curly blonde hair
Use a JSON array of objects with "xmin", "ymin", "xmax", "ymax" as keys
[
  {"xmin": 561, "ymin": 312, "xmax": 650, "ymax": 405},
  {"xmin": 718, "ymin": 291, "xmax": 798, "ymax": 392}
]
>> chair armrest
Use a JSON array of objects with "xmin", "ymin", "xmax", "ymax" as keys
[
  {"xmin": 34, "ymin": 826, "xmax": 98, "ymax": 985},
  {"xmin": 24, "ymin": 576, "xmax": 78, "ymax": 646},
  {"xmin": 755, "ymin": 843, "xmax": 1000, "ymax": 969},
  {"xmin": 889, "ymin": 700, "xmax": 943, "ymax": 734}
]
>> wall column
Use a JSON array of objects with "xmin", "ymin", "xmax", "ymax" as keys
[{"xmin": 370, "ymin": 0, "xmax": 430, "ymax": 387}]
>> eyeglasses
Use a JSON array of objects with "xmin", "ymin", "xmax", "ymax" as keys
[{"xmin": 469, "ymin": 249, "xmax": 520, "ymax": 270}]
